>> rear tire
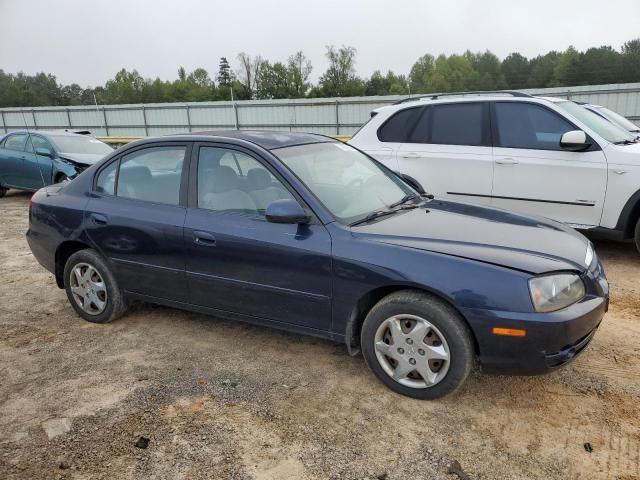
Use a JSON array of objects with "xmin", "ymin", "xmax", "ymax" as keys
[
  {"xmin": 0, "ymin": 187, "xmax": 6, "ymax": 198},
  {"xmin": 635, "ymin": 218, "xmax": 640, "ymax": 255},
  {"xmin": 63, "ymin": 249, "xmax": 127, "ymax": 323},
  {"xmin": 361, "ymin": 290, "xmax": 474, "ymax": 400}
]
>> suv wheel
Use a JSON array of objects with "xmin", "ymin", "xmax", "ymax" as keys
[
  {"xmin": 361, "ymin": 291, "xmax": 474, "ymax": 400},
  {"xmin": 635, "ymin": 218, "xmax": 640, "ymax": 254},
  {"xmin": 63, "ymin": 249, "xmax": 127, "ymax": 323}
]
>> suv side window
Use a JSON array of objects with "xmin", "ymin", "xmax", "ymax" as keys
[
  {"xmin": 4, "ymin": 134, "xmax": 28, "ymax": 151},
  {"xmin": 98, "ymin": 146, "xmax": 186, "ymax": 205},
  {"xmin": 377, "ymin": 107, "xmax": 423, "ymax": 142},
  {"xmin": 494, "ymin": 102, "xmax": 575, "ymax": 150},
  {"xmin": 410, "ymin": 103, "xmax": 487, "ymax": 146},
  {"xmin": 197, "ymin": 146, "xmax": 293, "ymax": 214}
]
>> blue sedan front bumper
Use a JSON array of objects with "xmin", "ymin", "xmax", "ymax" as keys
[{"xmin": 463, "ymin": 267, "xmax": 608, "ymax": 375}]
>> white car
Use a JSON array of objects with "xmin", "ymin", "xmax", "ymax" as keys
[
  {"xmin": 349, "ymin": 92, "xmax": 640, "ymax": 253},
  {"xmin": 581, "ymin": 103, "xmax": 640, "ymax": 137}
]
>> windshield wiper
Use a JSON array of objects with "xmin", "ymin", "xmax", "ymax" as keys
[
  {"xmin": 350, "ymin": 202, "xmax": 420, "ymax": 227},
  {"xmin": 389, "ymin": 194, "xmax": 419, "ymax": 209},
  {"xmin": 614, "ymin": 139, "xmax": 638, "ymax": 145}
]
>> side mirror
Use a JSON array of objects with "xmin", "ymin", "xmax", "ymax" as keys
[
  {"xmin": 560, "ymin": 130, "xmax": 590, "ymax": 152},
  {"xmin": 396, "ymin": 172, "xmax": 425, "ymax": 194},
  {"xmin": 266, "ymin": 199, "xmax": 310, "ymax": 224},
  {"xmin": 35, "ymin": 147, "xmax": 54, "ymax": 158}
]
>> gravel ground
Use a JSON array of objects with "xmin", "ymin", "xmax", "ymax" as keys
[{"xmin": 1, "ymin": 189, "xmax": 639, "ymax": 480}]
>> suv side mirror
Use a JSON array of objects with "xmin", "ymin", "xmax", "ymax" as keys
[
  {"xmin": 560, "ymin": 130, "xmax": 590, "ymax": 152},
  {"xmin": 265, "ymin": 199, "xmax": 310, "ymax": 224},
  {"xmin": 35, "ymin": 147, "xmax": 54, "ymax": 158}
]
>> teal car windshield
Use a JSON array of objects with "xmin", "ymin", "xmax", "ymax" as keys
[{"xmin": 49, "ymin": 135, "xmax": 113, "ymax": 155}]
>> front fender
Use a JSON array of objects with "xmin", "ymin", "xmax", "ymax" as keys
[{"xmin": 52, "ymin": 160, "xmax": 80, "ymax": 181}]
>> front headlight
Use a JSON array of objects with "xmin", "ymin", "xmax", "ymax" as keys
[{"xmin": 528, "ymin": 273, "xmax": 585, "ymax": 312}]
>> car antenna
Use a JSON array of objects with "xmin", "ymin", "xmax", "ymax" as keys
[{"xmin": 20, "ymin": 110, "xmax": 47, "ymax": 188}]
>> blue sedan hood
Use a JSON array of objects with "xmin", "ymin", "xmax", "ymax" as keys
[
  {"xmin": 352, "ymin": 200, "xmax": 589, "ymax": 274},
  {"xmin": 58, "ymin": 153, "xmax": 105, "ymax": 166}
]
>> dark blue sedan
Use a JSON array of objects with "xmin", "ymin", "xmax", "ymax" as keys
[
  {"xmin": 26, "ymin": 131, "xmax": 609, "ymax": 399},
  {"xmin": 0, "ymin": 130, "xmax": 113, "ymax": 196}
]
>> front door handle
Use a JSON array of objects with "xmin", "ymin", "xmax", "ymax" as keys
[
  {"xmin": 495, "ymin": 157, "xmax": 520, "ymax": 165},
  {"xmin": 400, "ymin": 152, "xmax": 422, "ymax": 159},
  {"xmin": 90, "ymin": 213, "xmax": 108, "ymax": 225},
  {"xmin": 193, "ymin": 231, "xmax": 216, "ymax": 247}
]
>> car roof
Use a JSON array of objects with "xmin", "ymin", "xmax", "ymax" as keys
[
  {"xmin": 4, "ymin": 130, "xmax": 94, "ymax": 138},
  {"xmin": 379, "ymin": 94, "xmax": 569, "ymax": 112},
  {"xmin": 175, "ymin": 130, "xmax": 335, "ymax": 150}
]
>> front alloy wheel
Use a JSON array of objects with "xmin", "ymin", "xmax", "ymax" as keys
[
  {"xmin": 374, "ymin": 314, "xmax": 450, "ymax": 388},
  {"xmin": 361, "ymin": 291, "xmax": 474, "ymax": 399}
]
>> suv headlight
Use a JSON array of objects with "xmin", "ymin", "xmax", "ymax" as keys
[{"xmin": 528, "ymin": 274, "xmax": 585, "ymax": 312}]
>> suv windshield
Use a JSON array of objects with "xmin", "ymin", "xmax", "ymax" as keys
[
  {"xmin": 274, "ymin": 142, "xmax": 416, "ymax": 225},
  {"xmin": 49, "ymin": 135, "xmax": 114, "ymax": 155},
  {"xmin": 555, "ymin": 101, "xmax": 637, "ymax": 144}
]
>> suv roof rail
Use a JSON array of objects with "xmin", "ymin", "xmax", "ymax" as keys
[{"xmin": 392, "ymin": 90, "xmax": 532, "ymax": 105}]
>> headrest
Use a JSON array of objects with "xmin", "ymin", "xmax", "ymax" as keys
[
  {"xmin": 247, "ymin": 168, "xmax": 271, "ymax": 189},
  {"xmin": 210, "ymin": 166, "xmax": 239, "ymax": 193},
  {"xmin": 120, "ymin": 165, "xmax": 152, "ymax": 183}
]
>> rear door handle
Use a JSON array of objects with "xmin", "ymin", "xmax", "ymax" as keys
[
  {"xmin": 400, "ymin": 152, "xmax": 422, "ymax": 159},
  {"xmin": 193, "ymin": 231, "xmax": 216, "ymax": 247},
  {"xmin": 495, "ymin": 157, "xmax": 520, "ymax": 165},
  {"xmin": 90, "ymin": 213, "xmax": 108, "ymax": 225}
]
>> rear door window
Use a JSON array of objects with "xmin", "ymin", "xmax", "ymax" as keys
[
  {"xmin": 4, "ymin": 134, "xmax": 28, "ymax": 151},
  {"xmin": 411, "ymin": 103, "xmax": 487, "ymax": 146}
]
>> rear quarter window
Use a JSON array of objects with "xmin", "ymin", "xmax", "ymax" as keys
[{"xmin": 377, "ymin": 107, "xmax": 423, "ymax": 142}]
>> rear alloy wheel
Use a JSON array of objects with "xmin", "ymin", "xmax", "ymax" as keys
[
  {"xmin": 63, "ymin": 249, "xmax": 127, "ymax": 323},
  {"xmin": 361, "ymin": 291, "xmax": 474, "ymax": 399}
]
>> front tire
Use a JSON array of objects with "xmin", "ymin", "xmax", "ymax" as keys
[
  {"xmin": 361, "ymin": 291, "xmax": 474, "ymax": 400},
  {"xmin": 63, "ymin": 249, "xmax": 127, "ymax": 323}
]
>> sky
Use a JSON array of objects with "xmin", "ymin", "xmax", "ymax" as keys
[{"xmin": 1, "ymin": 0, "xmax": 639, "ymax": 87}]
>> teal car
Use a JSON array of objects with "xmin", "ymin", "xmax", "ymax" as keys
[{"xmin": 0, "ymin": 131, "xmax": 113, "ymax": 197}]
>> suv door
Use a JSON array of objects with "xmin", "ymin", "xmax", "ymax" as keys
[
  {"xmin": 183, "ymin": 143, "xmax": 332, "ymax": 331},
  {"xmin": 86, "ymin": 143, "xmax": 190, "ymax": 302},
  {"xmin": 395, "ymin": 102, "xmax": 494, "ymax": 205},
  {"xmin": 491, "ymin": 101, "xmax": 607, "ymax": 227}
]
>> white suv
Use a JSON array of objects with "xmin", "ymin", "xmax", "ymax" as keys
[{"xmin": 349, "ymin": 92, "xmax": 640, "ymax": 252}]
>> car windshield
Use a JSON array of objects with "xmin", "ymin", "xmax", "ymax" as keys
[
  {"xmin": 555, "ymin": 101, "xmax": 637, "ymax": 144},
  {"xmin": 594, "ymin": 106, "xmax": 640, "ymax": 132},
  {"xmin": 274, "ymin": 142, "xmax": 416, "ymax": 225},
  {"xmin": 49, "ymin": 135, "xmax": 114, "ymax": 155}
]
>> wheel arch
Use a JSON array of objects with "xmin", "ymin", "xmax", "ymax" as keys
[
  {"xmin": 615, "ymin": 188, "xmax": 640, "ymax": 237},
  {"xmin": 54, "ymin": 240, "xmax": 91, "ymax": 288},
  {"xmin": 344, "ymin": 284, "xmax": 479, "ymax": 356}
]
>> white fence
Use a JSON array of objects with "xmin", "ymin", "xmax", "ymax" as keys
[{"xmin": 1, "ymin": 82, "xmax": 639, "ymax": 137}]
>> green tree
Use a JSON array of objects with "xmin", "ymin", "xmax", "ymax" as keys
[
  {"xmin": 409, "ymin": 54, "xmax": 435, "ymax": 93},
  {"xmin": 553, "ymin": 46, "xmax": 581, "ymax": 86},
  {"xmin": 315, "ymin": 45, "xmax": 365, "ymax": 97},
  {"xmin": 527, "ymin": 52, "xmax": 560, "ymax": 88},
  {"xmin": 502, "ymin": 53, "xmax": 530, "ymax": 89},
  {"xmin": 621, "ymin": 39, "xmax": 640, "ymax": 82},
  {"xmin": 287, "ymin": 51, "xmax": 312, "ymax": 97}
]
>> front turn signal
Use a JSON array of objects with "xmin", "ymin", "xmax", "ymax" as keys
[{"xmin": 492, "ymin": 327, "xmax": 526, "ymax": 337}]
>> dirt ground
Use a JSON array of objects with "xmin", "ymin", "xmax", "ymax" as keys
[{"xmin": 1, "ymin": 189, "xmax": 639, "ymax": 480}]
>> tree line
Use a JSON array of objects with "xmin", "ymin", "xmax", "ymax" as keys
[{"xmin": 1, "ymin": 39, "xmax": 639, "ymax": 108}]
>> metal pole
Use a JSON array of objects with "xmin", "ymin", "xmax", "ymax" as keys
[
  {"xmin": 141, "ymin": 106, "xmax": 149, "ymax": 136},
  {"xmin": 65, "ymin": 108, "xmax": 72, "ymax": 129},
  {"xmin": 335, "ymin": 100, "xmax": 340, "ymax": 136},
  {"xmin": 231, "ymin": 88, "xmax": 239, "ymax": 130},
  {"xmin": 185, "ymin": 105, "xmax": 192, "ymax": 132},
  {"xmin": 0, "ymin": 111, "xmax": 6, "ymax": 134},
  {"xmin": 102, "ymin": 108, "xmax": 109, "ymax": 136},
  {"xmin": 32, "ymin": 109, "xmax": 38, "ymax": 129}
]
